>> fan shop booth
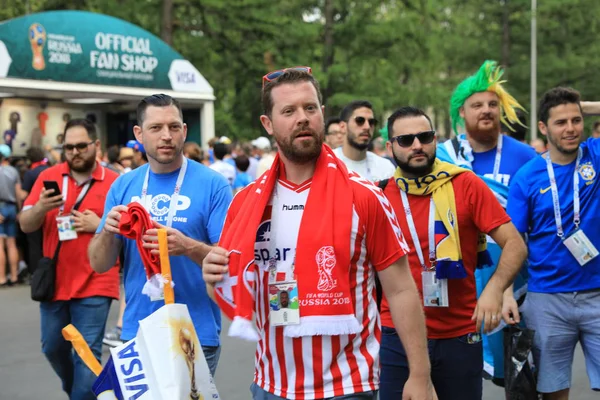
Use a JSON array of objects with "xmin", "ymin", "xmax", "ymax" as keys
[{"xmin": 0, "ymin": 10, "xmax": 215, "ymax": 156}]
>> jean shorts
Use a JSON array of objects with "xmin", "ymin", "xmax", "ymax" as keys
[
  {"xmin": 523, "ymin": 290, "xmax": 600, "ymax": 393},
  {"xmin": 0, "ymin": 202, "xmax": 17, "ymax": 238}
]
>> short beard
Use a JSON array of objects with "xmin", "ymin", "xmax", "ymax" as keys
[
  {"xmin": 68, "ymin": 155, "xmax": 96, "ymax": 173},
  {"xmin": 393, "ymin": 152, "xmax": 435, "ymax": 177},
  {"xmin": 547, "ymin": 133, "xmax": 579, "ymax": 155},
  {"xmin": 276, "ymin": 128, "xmax": 323, "ymax": 164},
  {"xmin": 464, "ymin": 119, "xmax": 500, "ymax": 144},
  {"xmin": 347, "ymin": 133, "xmax": 369, "ymax": 151}
]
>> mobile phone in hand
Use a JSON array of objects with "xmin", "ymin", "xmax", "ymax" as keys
[{"xmin": 43, "ymin": 180, "xmax": 61, "ymax": 196}]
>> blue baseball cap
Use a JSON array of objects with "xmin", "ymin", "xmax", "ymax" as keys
[
  {"xmin": 126, "ymin": 140, "xmax": 145, "ymax": 154},
  {"xmin": 0, "ymin": 144, "xmax": 11, "ymax": 158}
]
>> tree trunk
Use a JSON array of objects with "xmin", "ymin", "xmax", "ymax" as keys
[
  {"xmin": 161, "ymin": 0, "xmax": 174, "ymax": 45},
  {"xmin": 501, "ymin": 0, "xmax": 510, "ymax": 68},
  {"xmin": 322, "ymin": 0, "xmax": 335, "ymax": 110}
]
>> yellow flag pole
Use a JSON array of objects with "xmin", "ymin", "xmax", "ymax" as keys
[
  {"xmin": 158, "ymin": 229, "xmax": 175, "ymax": 305},
  {"xmin": 62, "ymin": 324, "xmax": 103, "ymax": 376}
]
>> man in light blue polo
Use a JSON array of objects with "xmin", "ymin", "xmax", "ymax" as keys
[
  {"xmin": 507, "ymin": 86, "xmax": 600, "ymax": 399},
  {"xmin": 89, "ymin": 94, "xmax": 232, "ymax": 376}
]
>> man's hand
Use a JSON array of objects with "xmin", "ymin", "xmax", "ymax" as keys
[
  {"xmin": 0, "ymin": 213, "xmax": 4, "ymax": 224},
  {"xmin": 143, "ymin": 220, "xmax": 189, "ymax": 256},
  {"xmin": 72, "ymin": 209, "xmax": 101, "ymax": 233},
  {"xmin": 403, "ymin": 374, "xmax": 437, "ymax": 400},
  {"xmin": 36, "ymin": 188, "xmax": 64, "ymax": 213},
  {"xmin": 472, "ymin": 283, "xmax": 503, "ymax": 333},
  {"xmin": 502, "ymin": 291, "xmax": 521, "ymax": 325},
  {"xmin": 202, "ymin": 247, "xmax": 229, "ymax": 288},
  {"xmin": 103, "ymin": 205, "xmax": 128, "ymax": 235}
]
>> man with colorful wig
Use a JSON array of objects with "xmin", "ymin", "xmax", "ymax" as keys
[{"xmin": 437, "ymin": 60, "xmax": 537, "ymax": 385}]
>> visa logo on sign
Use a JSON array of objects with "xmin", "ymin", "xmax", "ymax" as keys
[
  {"xmin": 176, "ymin": 71, "xmax": 195, "ymax": 83},
  {"xmin": 115, "ymin": 339, "xmax": 150, "ymax": 399}
]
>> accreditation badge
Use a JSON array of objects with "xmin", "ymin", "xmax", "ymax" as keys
[
  {"xmin": 563, "ymin": 229, "xmax": 599, "ymax": 266},
  {"xmin": 56, "ymin": 215, "xmax": 78, "ymax": 241},
  {"xmin": 268, "ymin": 281, "xmax": 300, "ymax": 326},
  {"xmin": 422, "ymin": 271, "xmax": 449, "ymax": 307}
]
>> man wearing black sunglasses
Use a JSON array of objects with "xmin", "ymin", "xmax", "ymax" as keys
[
  {"xmin": 377, "ymin": 106, "xmax": 526, "ymax": 400},
  {"xmin": 20, "ymin": 119, "xmax": 120, "ymax": 400},
  {"xmin": 333, "ymin": 100, "xmax": 395, "ymax": 181}
]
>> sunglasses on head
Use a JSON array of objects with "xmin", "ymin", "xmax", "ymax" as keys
[
  {"xmin": 262, "ymin": 66, "xmax": 312, "ymax": 87},
  {"xmin": 354, "ymin": 116, "xmax": 378, "ymax": 127},
  {"xmin": 63, "ymin": 141, "xmax": 94, "ymax": 152},
  {"xmin": 390, "ymin": 130, "xmax": 436, "ymax": 148}
]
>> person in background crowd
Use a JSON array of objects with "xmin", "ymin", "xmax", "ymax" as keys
[
  {"xmin": 233, "ymin": 154, "xmax": 252, "ymax": 193},
  {"xmin": 379, "ymin": 106, "xmax": 526, "ymax": 400},
  {"xmin": 592, "ymin": 121, "xmax": 600, "ymax": 139},
  {"xmin": 333, "ymin": 100, "xmax": 396, "ymax": 181},
  {"xmin": 105, "ymin": 146, "xmax": 125, "ymax": 175},
  {"xmin": 20, "ymin": 119, "xmax": 120, "ymax": 400},
  {"xmin": 530, "ymin": 138, "xmax": 547, "ymax": 154},
  {"xmin": 240, "ymin": 142, "xmax": 259, "ymax": 179},
  {"xmin": 89, "ymin": 94, "xmax": 233, "ymax": 377},
  {"xmin": 127, "ymin": 139, "xmax": 148, "ymax": 168},
  {"xmin": 253, "ymin": 136, "xmax": 276, "ymax": 176},
  {"xmin": 210, "ymin": 142, "xmax": 236, "ymax": 187},
  {"xmin": 207, "ymin": 137, "xmax": 219, "ymax": 164},
  {"xmin": 183, "ymin": 141, "xmax": 206, "ymax": 164},
  {"xmin": 508, "ymin": 87, "xmax": 600, "ymax": 400},
  {"xmin": 0, "ymin": 144, "xmax": 25, "ymax": 287},
  {"xmin": 118, "ymin": 147, "xmax": 134, "ymax": 173},
  {"xmin": 21, "ymin": 146, "xmax": 50, "ymax": 275},
  {"xmin": 325, "ymin": 116, "xmax": 344, "ymax": 149},
  {"xmin": 202, "ymin": 67, "xmax": 433, "ymax": 400},
  {"xmin": 437, "ymin": 60, "xmax": 537, "ymax": 384},
  {"xmin": 46, "ymin": 133, "xmax": 65, "ymax": 164}
]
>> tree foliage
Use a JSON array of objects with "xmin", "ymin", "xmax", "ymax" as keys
[{"xmin": 2, "ymin": 0, "xmax": 600, "ymax": 139}]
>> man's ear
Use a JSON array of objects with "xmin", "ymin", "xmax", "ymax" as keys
[
  {"xmin": 260, "ymin": 115, "xmax": 274, "ymax": 136},
  {"xmin": 133, "ymin": 125, "xmax": 143, "ymax": 142},
  {"xmin": 538, "ymin": 121, "xmax": 548, "ymax": 137},
  {"xmin": 459, "ymin": 106, "xmax": 465, "ymax": 120}
]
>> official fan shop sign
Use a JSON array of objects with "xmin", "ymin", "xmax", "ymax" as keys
[{"xmin": 0, "ymin": 10, "xmax": 212, "ymax": 93}]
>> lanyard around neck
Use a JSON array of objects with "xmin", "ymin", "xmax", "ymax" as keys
[
  {"xmin": 400, "ymin": 190, "xmax": 436, "ymax": 270},
  {"xmin": 492, "ymin": 134, "xmax": 503, "ymax": 180},
  {"xmin": 58, "ymin": 175, "xmax": 92, "ymax": 215},
  {"xmin": 545, "ymin": 148, "xmax": 582, "ymax": 237},
  {"xmin": 141, "ymin": 158, "xmax": 188, "ymax": 228}
]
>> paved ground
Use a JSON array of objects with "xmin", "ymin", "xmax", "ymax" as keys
[{"xmin": 0, "ymin": 285, "xmax": 595, "ymax": 399}]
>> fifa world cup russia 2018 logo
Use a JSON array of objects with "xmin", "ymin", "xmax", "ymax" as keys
[
  {"xmin": 316, "ymin": 246, "xmax": 337, "ymax": 291},
  {"xmin": 29, "ymin": 23, "xmax": 46, "ymax": 71}
]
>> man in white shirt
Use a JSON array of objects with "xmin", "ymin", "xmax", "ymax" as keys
[
  {"xmin": 210, "ymin": 142, "xmax": 236, "ymax": 187},
  {"xmin": 333, "ymin": 100, "xmax": 396, "ymax": 181}
]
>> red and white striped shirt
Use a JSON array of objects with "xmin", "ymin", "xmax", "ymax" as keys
[{"xmin": 223, "ymin": 173, "xmax": 408, "ymax": 399}]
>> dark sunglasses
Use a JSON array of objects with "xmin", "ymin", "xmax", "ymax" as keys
[
  {"xmin": 354, "ymin": 116, "xmax": 378, "ymax": 127},
  {"xmin": 262, "ymin": 66, "xmax": 312, "ymax": 87},
  {"xmin": 63, "ymin": 141, "xmax": 94, "ymax": 152},
  {"xmin": 390, "ymin": 130, "xmax": 436, "ymax": 147}
]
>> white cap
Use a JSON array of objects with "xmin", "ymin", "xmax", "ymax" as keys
[
  {"xmin": 219, "ymin": 136, "xmax": 232, "ymax": 145},
  {"xmin": 251, "ymin": 136, "xmax": 271, "ymax": 151}
]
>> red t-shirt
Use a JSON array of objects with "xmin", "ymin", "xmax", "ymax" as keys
[
  {"xmin": 24, "ymin": 162, "xmax": 120, "ymax": 301},
  {"xmin": 380, "ymin": 172, "xmax": 511, "ymax": 338}
]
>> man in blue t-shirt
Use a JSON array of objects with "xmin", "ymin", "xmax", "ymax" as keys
[
  {"xmin": 89, "ymin": 94, "xmax": 232, "ymax": 376},
  {"xmin": 508, "ymin": 87, "xmax": 600, "ymax": 398},
  {"xmin": 437, "ymin": 60, "xmax": 537, "ymax": 382}
]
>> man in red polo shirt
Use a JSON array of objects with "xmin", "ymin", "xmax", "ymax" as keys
[
  {"xmin": 377, "ymin": 107, "xmax": 527, "ymax": 400},
  {"xmin": 20, "ymin": 119, "xmax": 119, "ymax": 400}
]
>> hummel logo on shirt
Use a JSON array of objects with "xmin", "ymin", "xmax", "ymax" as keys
[{"xmin": 282, "ymin": 204, "xmax": 304, "ymax": 211}]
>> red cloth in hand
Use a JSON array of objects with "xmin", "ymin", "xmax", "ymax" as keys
[{"xmin": 118, "ymin": 202, "xmax": 160, "ymax": 279}]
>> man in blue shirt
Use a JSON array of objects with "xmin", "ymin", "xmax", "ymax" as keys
[
  {"xmin": 89, "ymin": 94, "xmax": 232, "ymax": 376},
  {"xmin": 437, "ymin": 60, "xmax": 537, "ymax": 382},
  {"xmin": 508, "ymin": 87, "xmax": 600, "ymax": 399}
]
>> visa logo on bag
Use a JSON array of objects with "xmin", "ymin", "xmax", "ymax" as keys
[{"xmin": 113, "ymin": 338, "xmax": 150, "ymax": 399}]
